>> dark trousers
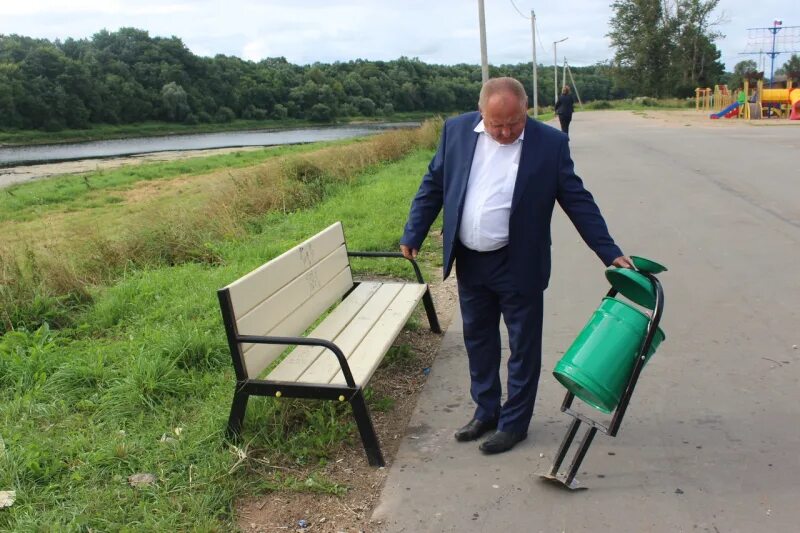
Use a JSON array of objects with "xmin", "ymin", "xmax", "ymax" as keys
[
  {"xmin": 455, "ymin": 244, "xmax": 544, "ymax": 434},
  {"xmin": 558, "ymin": 114, "xmax": 572, "ymax": 136}
]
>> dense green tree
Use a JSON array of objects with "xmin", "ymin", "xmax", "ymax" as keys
[
  {"xmin": 608, "ymin": 0, "xmax": 673, "ymax": 96},
  {"xmin": 608, "ymin": 0, "xmax": 724, "ymax": 97},
  {"xmin": 781, "ymin": 54, "xmax": 800, "ymax": 77},
  {"xmin": 667, "ymin": 0, "xmax": 725, "ymax": 95},
  {"xmin": 728, "ymin": 59, "xmax": 758, "ymax": 88},
  {"xmin": 160, "ymin": 82, "xmax": 190, "ymax": 121}
]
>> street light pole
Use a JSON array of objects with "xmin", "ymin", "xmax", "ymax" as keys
[
  {"xmin": 553, "ymin": 37, "xmax": 568, "ymax": 104},
  {"xmin": 478, "ymin": 0, "xmax": 489, "ymax": 83},
  {"xmin": 531, "ymin": 10, "xmax": 538, "ymax": 117}
]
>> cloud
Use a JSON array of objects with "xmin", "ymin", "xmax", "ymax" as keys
[
  {"xmin": 0, "ymin": 0, "xmax": 193, "ymax": 17},
  {"xmin": 0, "ymin": 0, "xmax": 795, "ymax": 70}
]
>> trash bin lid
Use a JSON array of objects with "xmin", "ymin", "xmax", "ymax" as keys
[
  {"xmin": 605, "ymin": 267, "xmax": 657, "ymax": 309},
  {"xmin": 630, "ymin": 255, "xmax": 668, "ymax": 274}
]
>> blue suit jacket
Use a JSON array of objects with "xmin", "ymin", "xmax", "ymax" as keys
[{"xmin": 401, "ymin": 111, "xmax": 623, "ymax": 294}]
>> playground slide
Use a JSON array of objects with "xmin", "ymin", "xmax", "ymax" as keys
[
  {"xmin": 710, "ymin": 101, "xmax": 740, "ymax": 119},
  {"xmin": 791, "ymin": 88, "xmax": 800, "ymax": 120}
]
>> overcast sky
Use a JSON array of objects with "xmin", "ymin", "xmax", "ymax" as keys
[{"xmin": 1, "ymin": 1, "xmax": 798, "ymax": 72}]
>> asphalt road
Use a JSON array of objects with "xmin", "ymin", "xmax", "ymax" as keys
[{"xmin": 372, "ymin": 111, "xmax": 800, "ymax": 532}]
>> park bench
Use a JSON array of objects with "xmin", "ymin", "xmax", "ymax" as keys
[{"xmin": 217, "ymin": 221, "xmax": 441, "ymax": 466}]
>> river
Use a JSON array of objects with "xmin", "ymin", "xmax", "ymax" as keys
[{"xmin": 0, "ymin": 122, "xmax": 418, "ymax": 167}]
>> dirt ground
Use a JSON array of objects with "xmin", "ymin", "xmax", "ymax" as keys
[{"xmin": 0, "ymin": 146, "xmax": 263, "ymax": 189}]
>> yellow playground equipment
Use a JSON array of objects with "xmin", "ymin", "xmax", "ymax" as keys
[{"xmin": 696, "ymin": 78, "xmax": 799, "ymax": 120}]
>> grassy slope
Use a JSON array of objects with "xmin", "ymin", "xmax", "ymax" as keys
[
  {"xmin": 0, "ymin": 148, "xmax": 441, "ymax": 531},
  {"xmin": 0, "ymin": 140, "xmax": 355, "ymax": 224}
]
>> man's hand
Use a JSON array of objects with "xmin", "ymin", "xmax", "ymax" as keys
[
  {"xmin": 400, "ymin": 244, "xmax": 418, "ymax": 260},
  {"xmin": 611, "ymin": 255, "xmax": 634, "ymax": 269}
]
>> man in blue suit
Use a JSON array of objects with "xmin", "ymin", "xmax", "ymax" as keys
[{"xmin": 400, "ymin": 77, "xmax": 632, "ymax": 454}]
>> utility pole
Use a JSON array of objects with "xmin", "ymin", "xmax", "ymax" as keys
[
  {"xmin": 565, "ymin": 59, "xmax": 584, "ymax": 110},
  {"xmin": 478, "ymin": 0, "xmax": 489, "ymax": 84},
  {"xmin": 531, "ymin": 10, "xmax": 538, "ymax": 117},
  {"xmin": 553, "ymin": 37, "xmax": 568, "ymax": 104}
]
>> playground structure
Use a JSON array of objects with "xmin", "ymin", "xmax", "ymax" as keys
[{"xmin": 696, "ymin": 76, "xmax": 800, "ymax": 120}]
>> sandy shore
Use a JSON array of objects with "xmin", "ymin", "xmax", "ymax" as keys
[
  {"xmin": 2, "ymin": 110, "xmax": 794, "ymax": 190},
  {"xmin": 0, "ymin": 146, "xmax": 263, "ymax": 189}
]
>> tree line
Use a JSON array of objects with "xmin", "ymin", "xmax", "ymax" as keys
[
  {"xmin": 0, "ymin": 28, "xmax": 633, "ymax": 132},
  {"xmin": 7, "ymin": 6, "xmax": 797, "ymax": 133}
]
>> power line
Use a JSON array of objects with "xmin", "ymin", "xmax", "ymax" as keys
[
  {"xmin": 509, "ymin": 0, "xmax": 529, "ymax": 19},
  {"xmin": 508, "ymin": 1, "xmax": 548, "ymax": 63}
]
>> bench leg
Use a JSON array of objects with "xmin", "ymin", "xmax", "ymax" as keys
[
  {"xmin": 422, "ymin": 288, "xmax": 442, "ymax": 334},
  {"xmin": 349, "ymin": 389, "xmax": 385, "ymax": 467},
  {"xmin": 226, "ymin": 388, "xmax": 250, "ymax": 439}
]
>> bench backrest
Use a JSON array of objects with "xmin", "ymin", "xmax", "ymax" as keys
[{"xmin": 219, "ymin": 222, "xmax": 353, "ymax": 379}]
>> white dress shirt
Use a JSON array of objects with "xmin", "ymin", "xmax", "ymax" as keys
[{"xmin": 458, "ymin": 120, "xmax": 524, "ymax": 252}]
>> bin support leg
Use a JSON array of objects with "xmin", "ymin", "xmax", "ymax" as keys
[
  {"xmin": 549, "ymin": 418, "xmax": 581, "ymax": 476},
  {"xmin": 564, "ymin": 426, "xmax": 598, "ymax": 487}
]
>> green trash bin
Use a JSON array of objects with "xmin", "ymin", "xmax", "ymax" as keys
[{"xmin": 553, "ymin": 277, "xmax": 665, "ymax": 414}]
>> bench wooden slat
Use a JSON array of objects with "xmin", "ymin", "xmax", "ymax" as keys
[
  {"xmin": 238, "ymin": 244, "xmax": 348, "ymax": 337},
  {"xmin": 241, "ymin": 265, "xmax": 353, "ymax": 378},
  {"xmin": 298, "ymin": 283, "xmax": 404, "ymax": 384},
  {"xmin": 330, "ymin": 283, "xmax": 426, "ymax": 386},
  {"xmin": 267, "ymin": 282, "xmax": 383, "ymax": 382},
  {"xmin": 225, "ymin": 222, "xmax": 347, "ymax": 319}
]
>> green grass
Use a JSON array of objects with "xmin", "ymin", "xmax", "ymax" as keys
[
  {"xmin": 584, "ymin": 97, "xmax": 692, "ymax": 111},
  {"xmin": 0, "ymin": 139, "xmax": 354, "ymax": 224},
  {"xmin": 0, "ymin": 147, "xmax": 442, "ymax": 531}
]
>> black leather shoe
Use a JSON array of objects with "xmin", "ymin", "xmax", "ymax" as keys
[
  {"xmin": 454, "ymin": 417, "xmax": 498, "ymax": 442},
  {"xmin": 478, "ymin": 430, "xmax": 527, "ymax": 454}
]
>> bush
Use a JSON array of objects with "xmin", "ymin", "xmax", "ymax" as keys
[
  {"xmin": 214, "ymin": 106, "xmax": 236, "ymax": 123},
  {"xmin": 242, "ymin": 105, "xmax": 268, "ymax": 120},
  {"xmin": 197, "ymin": 111, "xmax": 213, "ymax": 123},
  {"xmin": 271, "ymin": 103, "xmax": 288, "ymax": 120},
  {"xmin": 587, "ymin": 100, "xmax": 613, "ymax": 110},
  {"xmin": 355, "ymin": 97, "xmax": 376, "ymax": 116},
  {"xmin": 633, "ymin": 96, "xmax": 657, "ymax": 106},
  {"xmin": 308, "ymin": 103, "xmax": 334, "ymax": 122},
  {"xmin": 339, "ymin": 103, "xmax": 358, "ymax": 117}
]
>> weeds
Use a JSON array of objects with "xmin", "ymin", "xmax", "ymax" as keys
[
  {"xmin": 0, "ymin": 131, "xmax": 444, "ymax": 530},
  {"xmin": 0, "ymin": 120, "xmax": 441, "ymax": 334}
]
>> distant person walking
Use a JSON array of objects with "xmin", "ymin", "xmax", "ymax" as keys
[{"xmin": 555, "ymin": 85, "xmax": 574, "ymax": 138}]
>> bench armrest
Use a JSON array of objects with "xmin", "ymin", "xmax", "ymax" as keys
[
  {"xmin": 236, "ymin": 334, "xmax": 356, "ymax": 388},
  {"xmin": 347, "ymin": 250, "xmax": 442, "ymax": 334},
  {"xmin": 347, "ymin": 251, "xmax": 427, "ymax": 285}
]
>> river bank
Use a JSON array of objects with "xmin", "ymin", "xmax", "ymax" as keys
[{"xmin": 0, "ymin": 146, "xmax": 265, "ymax": 189}]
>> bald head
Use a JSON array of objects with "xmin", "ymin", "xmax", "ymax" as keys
[
  {"xmin": 478, "ymin": 77, "xmax": 529, "ymax": 145},
  {"xmin": 478, "ymin": 77, "xmax": 528, "ymax": 112}
]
